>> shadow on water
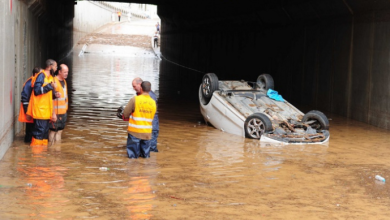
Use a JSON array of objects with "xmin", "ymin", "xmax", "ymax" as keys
[{"xmin": 1, "ymin": 44, "xmax": 390, "ymax": 219}]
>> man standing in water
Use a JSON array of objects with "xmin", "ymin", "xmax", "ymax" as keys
[
  {"xmin": 19, "ymin": 67, "xmax": 40, "ymax": 143},
  {"xmin": 123, "ymin": 81, "xmax": 156, "ymax": 158},
  {"xmin": 28, "ymin": 59, "xmax": 60, "ymax": 147},
  {"xmin": 132, "ymin": 77, "xmax": 159, "ymax": 152},
  {"xmin": 49, "ymin": 64, "xmax": 69, "ymax": 143}
]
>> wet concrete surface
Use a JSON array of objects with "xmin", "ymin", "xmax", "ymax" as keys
[{"xmin": 1, "ymin": 21, "xmax": 390, "ymax": 220}]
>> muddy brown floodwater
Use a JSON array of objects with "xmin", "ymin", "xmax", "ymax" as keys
[{"xmin": 1, "ymin": 21, "xmax": 390, "ymax": 220}]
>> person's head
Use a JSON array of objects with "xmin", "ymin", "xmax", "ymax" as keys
[
  {"xmin": 32, "ymin": 67, "xmax": 40, "ymax": 76},
  {"xmin": 141, "ymin": 81, "xmax": 152, "ymax": 93},
  {"xmin": 57, "ymin": 64, "xmax": 69, "ymax": 80},
  {"xmin": 132, "ymin": 77, "xmax": 143, "ymax": 94},
  {"xmin": 45, "ymin": 59, "xmax": 57, "ymax": 75}
]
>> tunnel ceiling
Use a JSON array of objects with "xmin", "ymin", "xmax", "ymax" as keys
[{"xmin": 101, "ymin": 0, "xmax": 390, "ymax": 29}]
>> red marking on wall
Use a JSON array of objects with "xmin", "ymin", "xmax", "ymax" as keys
[{"xmin": 10, "ymin": 0, "xmax": 12, "ymax": 13}]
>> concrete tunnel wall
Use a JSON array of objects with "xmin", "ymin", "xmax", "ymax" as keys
[
  {"xmin": 158, "ymin": 4, "xmax": 390, "ymax": 130},
  {"xmin": 0, "ymin": 0, "xmax": 75, "ymax": 160},
  {"xmin": 0, "ymin": 0, "xmax": 42, "ymax": 160}
]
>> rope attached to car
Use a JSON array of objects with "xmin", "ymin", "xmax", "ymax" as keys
[{"xmin": 159, "ymin": 54, "xmax": 206, "ymax": 74}]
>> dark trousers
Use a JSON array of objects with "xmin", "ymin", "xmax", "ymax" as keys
[
  {"xmin": 25, "ymin": 122, "xmax": 34, "ymax": 143},
  {"xmin": 154, "ymin": 38, "xmax": 158, "ymax": 48},
  {"xmin": 150, "ymin": 130, "xmax": 159, "ymax": 152},
  {"xmin": 126, "ymin": 133, "xmax": 150, "ymax": 158},
  {"xmin": 32, "ymin": 119, "xmax": 50, "ymax": 140},
  {"xmin": 22, "ymin": 104, "xmax": 33, "ymax": 142}
]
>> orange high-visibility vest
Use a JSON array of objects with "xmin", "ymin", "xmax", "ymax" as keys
[
  {"xmin": 127, "ymin": 94, "xmax": 156, "ymax": 135},
  {"xmin": 18, "ymin": 77, "xmax": 34, "ymax": 123},
  {"xmin": 22, "ymin": 76, "xmax": 33, "ymax": 93},
  {"xmin": 18, "ymin": 103, "xmax": 33, "ymax": 123},
  {"xmin": 27, "ymin": 71, "xmax": 54, "ymax": 120},
  {"xmin": 53, "ymin": 77, "xmax": 68, "ymax": 115}
]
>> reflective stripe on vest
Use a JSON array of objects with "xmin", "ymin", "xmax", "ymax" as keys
[
  {"xmin": 53, "ymin": 77, "xmax": 68, "ymax": 114},
  {"xmin": 29, "ymin": 71, "xmax": 53, "ymax": 120},
  {"xmin": 127, "ymin": 95, "xmax": 156, "ymax": 134},
  {"xmin": 129, "ymin": 115, "xmax": 153, "ymax": 122}
]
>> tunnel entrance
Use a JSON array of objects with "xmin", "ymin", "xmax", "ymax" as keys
[{"xmin": 2, "ymin": 1, "xmax": 390, "ymax": 219}]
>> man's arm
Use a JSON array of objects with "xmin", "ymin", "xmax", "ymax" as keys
[
  {"xmin": 149, "ymin": 91, "xmax": 157, "ymax": 102},
  {"xmin": 21, "ymin": 79, "xmax": 32, "ymax": 104},
  {"xmin": 34, "ymin": 73, "xmax": 54, "ymax": 95},
  {"xmin": 123, "ymin": 97, "xmax": 135, "ymax": 118}
]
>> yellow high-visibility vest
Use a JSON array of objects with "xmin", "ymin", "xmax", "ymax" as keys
[
  {"xmin": 27, "ymin": 71, "xmax": 53, "ymax": 120},
  {"xmin": 127, "ymin": 94, "xmax": 156, "ymax": 134}
]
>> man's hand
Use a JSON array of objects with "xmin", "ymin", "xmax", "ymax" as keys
[
  {"xmin": 50, "ymin": 81, "xmax": 57, "ymax": 90},
  {"xmin": 51, "ymin": 113, "xmax": 57, "ymax": 122},
  {"xmin": 55, "ymin": 92, "xmax": 61, "ymax": 98}
]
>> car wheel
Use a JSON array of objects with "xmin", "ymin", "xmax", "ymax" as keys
[
  {"xmin": 201, "ymin": 73, "xmax": 219, "ymax": 100},
  {"xmin": 302, "ymin": 110, "xmax": 329, "ymax": 130},
  {"xmin": 244, "ymin": 113, "xmax": 273, "ymax": 139},
  {"xmin": 256, "ymin": 74, "xmax": 274, "ymax": 90}
]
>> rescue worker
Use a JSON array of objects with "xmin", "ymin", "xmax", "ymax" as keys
[
  {"xmin": 117, "ymin": 11, "xmax": 121, "ymax": 22},
  {"xmin": 123, "ymin": 81, "xmax": 156, "ymax": 158},
  {"xmin": 132, "ymin": 77, "xmax": 159, "ymax": 152},
  {"xmin": 49, "ymin": 64, "xmax": 69, "ymax": 143},
  {"xmin": 19, "ymin": 67, "xmax": 40, "ymax": 143},
  {"xmin": 27, "ymin": 59, "xmax": 60, "ymax": 147}
]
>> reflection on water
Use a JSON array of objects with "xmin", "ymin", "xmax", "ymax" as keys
[
  {"xmin": 0, "ymin": 45, "xmax": 390, "ymax": 219},
  {"xmin": 125, "ymin": 176, "xmax": 155, "ymax": 219}
]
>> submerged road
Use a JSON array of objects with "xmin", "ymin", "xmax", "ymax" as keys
[{"xmin": 0, "ymin": 19, "xmax": 390, "ymax": 219}]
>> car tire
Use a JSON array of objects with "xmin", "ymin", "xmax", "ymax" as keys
[
  {"xmin": 256, "ymin": 74, "xmax": 274, "ymax": 90},
  {"xmin": 201, "ymin": 73, "xmax": 219, "ymax": 101},
  {"xmin": 244, "ymin": 113, "xmax": 273, "ymax": 139},
  {"xmin": 302, "ymin": 110, "xmax": 329, "ymax": 130}
]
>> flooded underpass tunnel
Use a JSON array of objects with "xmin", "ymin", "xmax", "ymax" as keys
[{"xmin": 2, "ymin": 0, "xmax": 390, "ymax": 219}]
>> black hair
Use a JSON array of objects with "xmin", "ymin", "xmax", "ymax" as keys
[
  {"xmin": 32, "ymin": 67, "xmax": 40, "ymax": 76},
  {"xmin": 141, "ymin": 81, "xmax": 152, "ymax": 92},
  {"xmin": 54, "ymin": 64, "xmax": 62, "ymax": 76}
]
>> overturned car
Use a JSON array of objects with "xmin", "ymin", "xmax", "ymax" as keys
[{"xmin": 199, "ymin": 73, "xmax": 330, "ymax": 144}]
